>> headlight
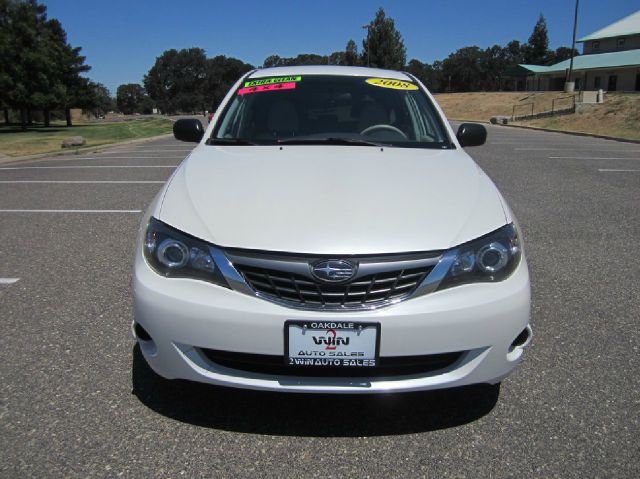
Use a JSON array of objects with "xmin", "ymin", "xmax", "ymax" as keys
[
  {"xmin": 437, "ymin": 223, "xmax": 521, "ymax": 291},
  {"xmin": 144, "ymin": 217, "xmax": 229, "ymax": 287}
]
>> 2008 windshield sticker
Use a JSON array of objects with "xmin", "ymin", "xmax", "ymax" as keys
[
  {"xmin": 366, "ymin": 78, "xmax": 418, "ymax": 90},
  {"xmin": 238, "ymin": 76, "xmax": 302, "ymax": 95}
]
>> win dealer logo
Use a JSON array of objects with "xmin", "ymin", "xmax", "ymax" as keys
[{"xmin": 312, "ymin": 329, "xmax": 350, "ymax": 350}]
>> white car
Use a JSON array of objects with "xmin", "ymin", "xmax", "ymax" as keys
[{"xmin": 133, "ymin": 65, "xmax": 531, "ymax": 394}]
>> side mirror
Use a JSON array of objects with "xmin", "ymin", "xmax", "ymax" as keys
[
  {"xmin": 456, "ymin": 123, "xmax": 487, "ymax": 147},
  {"xmin": 173, "ymin": 119, "xmax": 204, "ymax": 142}
]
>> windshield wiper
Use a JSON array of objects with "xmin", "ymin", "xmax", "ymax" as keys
[
  {"xmin": 277, "ymin": 137, "xmax": 388, "ymax": 147},
  {"xmin": 207, "ymin": 138, "xmax": 257, "ymax": 146},
  {"xmin": 208, "ymin": 137, "xmax": 388, "ymax": 147}
]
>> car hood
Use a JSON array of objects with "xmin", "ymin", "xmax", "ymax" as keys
[{"xmin": 159, "ymin": 145, "xmax": 507, "ymax": 254}]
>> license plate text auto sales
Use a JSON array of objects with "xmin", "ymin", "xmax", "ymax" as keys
[{"xmin": 286, "ymin": 321, "xmax": 379, "ymax": 367}]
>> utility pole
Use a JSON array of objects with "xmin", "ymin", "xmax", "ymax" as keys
[
  {"xmin": 362, "ymin": 25, "xmax": 371, "ymax": 67},
  {"xmin": 565, "ymin": 0, "xmax": 580, "ymax": 92}
]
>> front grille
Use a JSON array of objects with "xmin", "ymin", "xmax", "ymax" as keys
[
  {"xmin": 200, "ymin": 348, "xmax": 465, "ymax": 378},
  {"xmin": 234, "ymin": 264, "xmax": 433, "ymax": 309}
]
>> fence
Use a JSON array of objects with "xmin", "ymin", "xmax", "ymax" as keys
[
  {"xmin": 511, "ymin": 94, "xmax": 577, "ymax": 121},
  {"xmin": 511, "ymin": 102, "xmax": 535, "ymax": 120}
]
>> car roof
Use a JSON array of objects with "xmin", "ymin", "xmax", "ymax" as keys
[{"xmin": 246, "ymin": 65, "xmax": 413, "ymax": 81}]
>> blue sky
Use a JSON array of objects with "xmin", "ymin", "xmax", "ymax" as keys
[{"xmin": 43, "ymin": 0, "xmax": 639, "ymax": 96}]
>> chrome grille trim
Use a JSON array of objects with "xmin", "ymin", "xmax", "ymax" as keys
[{"xmin": 217, "ymin": 248, "xmax": 445, "ymax": 311}]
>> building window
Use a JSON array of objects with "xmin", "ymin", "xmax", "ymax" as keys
[
  {"xmin": 607, "ymin": 75, "xmax": 617, "ymax": 91},
  {"xmin": 594, "ymin": 76, "xmax": 601, "ymax": 89},
  {"xmin": 616, "ymin": 38, "xmax": 625, "ymax": 49},
  {"xmin": 592, "ymin": 41, "xmax": 600, "ymax": 51},
  {"xmin": 635, "ymin": 73, "xmax": 640, "ymax": 92}
]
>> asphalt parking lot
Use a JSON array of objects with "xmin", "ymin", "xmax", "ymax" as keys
[{"xmin": 1, "ymin": 125, "xmax": 638, "ymax": 478}]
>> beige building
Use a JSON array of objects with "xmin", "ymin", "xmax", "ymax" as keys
[{"xmin": 517, "ymin": 10, "xmax": 640, "ymax": 91}]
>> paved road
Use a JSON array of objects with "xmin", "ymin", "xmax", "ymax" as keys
[{"xmin": 1, "ymin": 127, "xmax": 638, "ymax": 478}]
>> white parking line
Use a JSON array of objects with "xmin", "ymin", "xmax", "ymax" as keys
[
  {"xmin": 12, "ymin": 156, "xmax": 183, "ymax": 165},
  {"xmin": 72, "ymin": 156, "xmax": 184, "ymax": 159},
  {"xmin": 549, "ymin": 156, "xmax": 639, "ymax": 160},
  {"xmin": 518, "ymin": 148, "xmax": 640, "ymax": 152},
  {"xmin": 598, "ymin": 169, "xmax": 640, "ymax": 172},
  {"xmin": 0, "ymin": 165, "xmax": 175, "ymax": 170},
  {"xmin": 0, "ymin": 209, "xmax": 142, "ymax": 213},
  {"xmin": 492, "ymin": 141, "xmax": 606, "ymax": 145},
  {"xmin": 110, "ymin": 149, "xmax": 192, "ymax": 153},
  {"xmin": 0, "ymin": 180, "xmax": 165, "ymax": 184},
  {"xmin": 0, "ymin": 278, "xmax": 20, "ymax": 284}
]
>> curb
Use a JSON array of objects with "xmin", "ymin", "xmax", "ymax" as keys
[
  {"xmin": 448, "ymin": 119, "xmax": 491, "ymax": 124},
  {"xmin": 446, "ymin": 118, "xmax": 640, "ymax": 144},
  {"xmin": 0, "ymin": 133, "xmax": 174, "ymax": 166},
  {"xmin": 495, "ymin": 123, "xmax": 640, "ymax": 144}
]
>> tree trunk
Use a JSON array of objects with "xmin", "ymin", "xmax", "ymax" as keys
[
  {"xmin": 27, "ymin": 108, "xmax": 32, "ymax": 125},
  {"xmin": 3, "ymin": 108, "xmax": 9, "ymax": 125},
  {"xmin": 20, "ymin": 108, "xmax": 27, "ymax": 130},
  {"xmin": 65, "ymin": 108, "xmax": 72, "ymax": 127},
  {"xmin": 44, "ymin": 109, "xmax": 50, "ymax": 127}
]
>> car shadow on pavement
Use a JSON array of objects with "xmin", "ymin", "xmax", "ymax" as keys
[{"xmin": 131, "ymin": 345, "xmax": 500, "ymax": 437}]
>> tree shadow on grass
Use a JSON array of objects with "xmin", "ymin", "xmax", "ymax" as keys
[
  {"xmin": 131, "ymin": 344, "xmax": 500, "ymax": 437},
  {"xmin": 0, "ymin": 127, "xmax": 72, "ymax": 134},
  {"xmin": 0, "ymin": 123, "xmax": 100, "ymax": 134}
]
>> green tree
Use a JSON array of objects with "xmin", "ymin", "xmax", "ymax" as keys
[
  {"xmin": 0, "ymin": 0, "xmax": 16, "ymax": 123},
  {"xmin": 144, "ymin": 48, "xmax": 207, "ymax": 114},
  {"xmin": 89, "ymin": 82, "xmax": 114, "ymax": 116},
  {"xmin": 263, "ymin": 55, "xmax": 284, "ymax": 68},
  {"xmin": 0, "ymin": 1, "xmax": 92, "ymax": 128},
  {"xmin": 37, "ymin": 19, "xmax": 68, "ymax": 126},
  {"xmin": 0, "ymin": 0, "xmax": 54, "ymax": 128},
  {"xmin": 43, "ymin": 17, "xmax": 91, "ymax": 126},
  {"xmin": 480, "ymin": 45, "xmax": 511, "ymax": 91},
  {"xmin": 263, "ymin": 53, "xmax": 329, "ymax": 67},
  {"xmin": 116, "ymin": 83, "xmax": 150, "ymax": 114},
  {"xmin": 204, "ymin": 55, "xmax": 253, "ymax": 111},
  {"xmin": 525, "ymin": 14, "xmax": 550, "ymax": 64},
  {"xmin": 291, "ymin": 53, "xmax": 328, "ymax": 65},
  {"xmin": 328, "ymin": 51, "xmax": 345, "ymax": 65},
  {"xmin": 406, "ymin": 59, "xmax": 442, "ymax": 92},
  {"xmin": 361, "ymin": 8, "xmax": 406, "ymax": 69},
  {"xmin": 504, "ymin": 40, "xmax": 525, "ymax": 65},
  {"xmin": 344, "ymin": 39, "xmax": 359, "ymax": 66},
  {"xmin": 70, "ymin": 79, "xmax": 113, "ymax": 118},
  {"xmin": 442, "ymin": 46, "xmax": 485, "ymax": 92},
  {"xmin": 546, "ymin": 46, "xmax": 579, "ymax": 65}
]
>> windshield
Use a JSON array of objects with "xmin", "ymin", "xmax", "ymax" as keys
[{"xmin": 211, "ymin": 74, "xmax": 451, "ymax": 148}]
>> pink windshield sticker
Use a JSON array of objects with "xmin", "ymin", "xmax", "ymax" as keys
[{"xmin": 237, "ymin": 82, "xmax": 297, "ymax": 95}]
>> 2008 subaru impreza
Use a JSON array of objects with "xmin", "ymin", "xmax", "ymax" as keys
[{"xmin": 132, "ymin": 65, "xmax": 532, "ymax": 393}]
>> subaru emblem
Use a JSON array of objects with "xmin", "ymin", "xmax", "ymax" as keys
[{"xmin": 311, "ymin": 260, "xmax": 357, "ymax": 283}]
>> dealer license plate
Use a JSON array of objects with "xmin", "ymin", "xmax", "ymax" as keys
[{"xmin": 285, "ymin": 321, "xmax": 380, "ymax": 367}]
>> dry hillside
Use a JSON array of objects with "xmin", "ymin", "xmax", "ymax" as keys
[
  {"xmin": 434, "ymin": 92, "xmax": 580, "ymax": 121},
  {"xmin": 514, "ymin": 93, "xmax": 640, "ymax": 140},
  {"xmin": 434, "ymin": 91, "xmax": 640, "ymax": 141}
]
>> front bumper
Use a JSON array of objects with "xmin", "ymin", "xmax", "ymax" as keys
[{"xmin": 132, "ymin": 244, "xmax": 532, "ymax": 394}]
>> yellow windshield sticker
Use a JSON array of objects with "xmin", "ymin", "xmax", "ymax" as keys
[{"xmin": 366, "ymin": 78, "xmax": 418, "ymax": 90}]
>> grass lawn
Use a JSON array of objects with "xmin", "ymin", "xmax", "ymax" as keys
[{"xmin": 0, "ymin": 117, "xmax": 174, "ymax": 157}]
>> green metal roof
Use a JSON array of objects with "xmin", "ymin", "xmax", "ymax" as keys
[
  {"xmin": 578, "ymin": 10, "xmax": 640, "ymax": 42},
  {"xmin": 544, "ymin": 49, "xmax": 640, "ymax": 72},
  {"xmin": 517, "ymin": 49, "xmax": 640, "ymax": 75},
  {"xmin": 517, "ymin": 64, "xmax": 553, "ymax": 73}
]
